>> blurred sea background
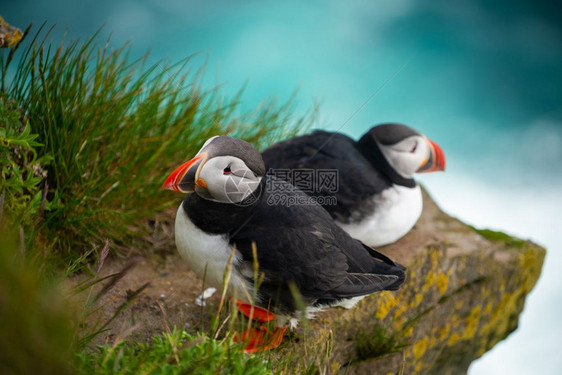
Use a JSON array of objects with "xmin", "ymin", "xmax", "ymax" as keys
[{"xmin": 3, "ymin": 0, "xmax": 561, "ymax": 373}]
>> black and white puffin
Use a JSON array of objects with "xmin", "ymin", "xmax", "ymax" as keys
[
  {"xmin": 163, "ymin": 136, "xmax": 406, "ymax": 351},
  {"xmin": 261, "ymin": 123, "xmax": 446, "ymax": 247}
]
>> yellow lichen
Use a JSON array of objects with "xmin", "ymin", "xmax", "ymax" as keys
[
  {"xmin": 454, "ymin": 300, "xmax": 463, "ymax": 310},
  {"xmin": 0, "ymin": 16, "xmax": 23, "ymax": 48},
  {"xmin": 403, "ymin": 326, "xmax": 414, "ymax": 338},
  {"xmin": 447, "ymin": 306, "xmax": 482, "ymax": 346},
  {"xmin": 412, "ymin": 293, "xmax": 423, "ymax": 308},
  {"xmin": 421, "ymin": 272, "xmax": 433, "ymax": 293},
  {"xmin": 435, "ymin": 271, "xmax": 449, "ymax": 294},
  {"xmin": 479, "ymin": 286, "xmax": 525, "ymax": 343},
  {"xmin": 518, "ymin": 247, "xmax": 534, "ymax": 269},
  {"xmin": 375, "ymin": 292, "xmax": 399, "ymax": 320},
  {"xmin": 482, "ymin": 301, "xmax": 493, "ymax": 315},
  {"xmin": 481, "ymin": 285, "xmax": 491, "ymax": 299},
  {"xmin": 430, "ymin": 248, "xmax": 441, "ymax": 268},
  {"xmin": 518, "ymin": 247, "xmax": 544, "ymax": 292},
  {"xmin": 408, "ymin": 268, "xmax": 416, "ymax": 280},
  {"xmin": 465, "ymin": 306, "xmax": 481, "ymax": 338},
  {"xmin": 439, "ymin": 325, "xmax": 451, "ymax": 341},
  {"xmin": 498, "ymin": 279, "xmax": 506, "ymax": 293},
  {"xmin": 448, "ymin": 332, "xmax": 462, "ymax": 346},
  {"xmin": 393, "ymin": 301, "xmax": 407, "ymax": 319},
  {"xmin": 429, "ymin": 335, "xmax": 437, "ymax": 348},
  {"xmin": 412, "ymin": 337, "xmax": 428, "ymax": 359}
]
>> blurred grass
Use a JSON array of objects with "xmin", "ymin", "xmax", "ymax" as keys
[
  {"xmin": 0, "ymin": 228, "xmax": 75, "ymax": 375},
  {"xmin": 0, "ymin": 24, "xmax": 314, "ymax": 265}
]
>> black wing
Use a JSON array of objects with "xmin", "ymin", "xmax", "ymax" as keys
[
  {"xmin": 230, "ymin": 179, "xmax": 405, "ymax": 312},
  {"xmin": 262, "ymin": 131, "xmax": 392, "ymax": 222}
]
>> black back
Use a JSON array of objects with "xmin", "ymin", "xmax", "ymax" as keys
[{"xmin": 262, "ymin": 130, "xmax": 398, "ymax": 223}]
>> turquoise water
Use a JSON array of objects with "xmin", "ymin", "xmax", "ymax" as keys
[{"xmin": 3, "ymin": 1, "xmax": 562, "ymax": 373}]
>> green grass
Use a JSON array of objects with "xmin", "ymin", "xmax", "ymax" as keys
[
  {"xmin": 0, "ymin": 93, "xmax": 56, "ymax": 238},
  {"xmin": 0, "ymin": 24, "xmax": 313, "ymax": 264},
  {"xmin": 77, "ymin": 329, "xmax": 272, "ymax": 375},
  {"xmin": 468, "ymin": 226, "xmax": 528, "ymax": 248},
  {"xmin": 76, "ymin": 323, "xmax": 325, "ymax": 375},
  {"xmin": 356, "ymin": 321, "xmax": 409, "ymax": 361}
]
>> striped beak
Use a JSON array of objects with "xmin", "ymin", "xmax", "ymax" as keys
[
  {"xmin": 162, "ymin": 152, "xmax": 208, "ymax": 193},
  {"xmin": 417, "ymin": 138, "xmax": 446, "ymax": 173}
]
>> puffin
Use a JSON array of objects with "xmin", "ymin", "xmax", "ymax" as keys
[
  {"xmin": 261, "ymin": 123, "xmax": 446, "ymax": 247},
  {"xmin": 163, "ymin": 136, "xmax": 406, "ymax": 352}
]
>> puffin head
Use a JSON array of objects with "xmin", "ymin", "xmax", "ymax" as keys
[
  {"xmin": 163, "ymin": 136, "xmax": 265, "ymax": 204},
  {"xmin": 361, "ymin": 123, "xmax": 446, "ymax": 178}
]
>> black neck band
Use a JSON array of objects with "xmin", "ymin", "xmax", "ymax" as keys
[{"xmin": 182, "ymin": 177, "xmax": 266, "ymax": 234}]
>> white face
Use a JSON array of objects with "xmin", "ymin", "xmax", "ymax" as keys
[
  {"xmin": 378, "ymin": 135, "xmax": 431, "ymax": 178},
  {"xmin": 196, "ymin": 155, "xmax": 262, "ymax": 204}
]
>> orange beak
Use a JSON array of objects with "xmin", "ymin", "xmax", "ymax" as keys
[
  {"xmin": 418, "ymin": 138, "xmax": 446, "ymax": 173},
  {"xmin": 162, "ymin": 154, "xmax": 206, "ymax": 193}
]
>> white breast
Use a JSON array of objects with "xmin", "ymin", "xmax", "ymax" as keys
[
  {"xmin": 336, "ymin": 184, "xmax": 422, "ymax": 247},
  {"xmin": 174, "ymin": 205, "xmax": 251, "ymax": 300}
]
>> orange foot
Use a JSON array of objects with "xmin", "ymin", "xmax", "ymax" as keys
[
  {"xmin": 235, "ymin": 300, "xmax": 275, "ymax": 322},
  {"xmin": 233, "ymin": 325, "xmax": 287, "ymax": 353}
]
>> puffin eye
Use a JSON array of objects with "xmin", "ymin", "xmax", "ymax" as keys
[
  {"xmin": 410, "ymin": 143, "xmax": 417, "ymax": 153},
  {"xmin": 223, "ymin": 166, "xmax": 232, "ymax": 175}
]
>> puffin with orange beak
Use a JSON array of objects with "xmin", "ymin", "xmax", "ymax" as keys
[
  {"xmin": 163, "ymin": 136, "xmax": 406, "ymax": 352},
  {"xmin": 262, "ymin": 123, "xmax": 446, "ymax": 247}
]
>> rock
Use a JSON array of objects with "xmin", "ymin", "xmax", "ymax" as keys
[
  {"xmin": 285, "ymin": 189, "xmax": 545, "ymax": 374},
  {"xmin": 0, "ymin": 16, "xmax": 23, "ymax": 48}
]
